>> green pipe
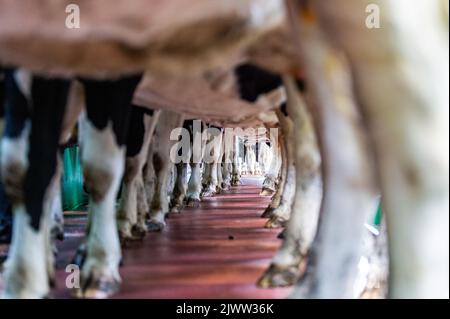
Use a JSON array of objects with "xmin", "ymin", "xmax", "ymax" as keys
[{"xmin": 61, "ymin": 145, "xmax": 88, "ymax": 211}]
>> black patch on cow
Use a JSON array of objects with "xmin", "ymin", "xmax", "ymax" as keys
[
  {"xmin": 3, "ymin": 70, "xmax": 31, "ymax": 138},
  {"xmin": 278, "ymin": 78, "xmax": 304, "ymax": 117},
  {"xmin": 24, "ymin": 76, "xmax": 70, "ymax": 231},
  {"xmin": 178, "ymin": 120, "xmax": 195, "ymax": 157},
  {"xmin": 235, "ymin": 64, "xmax": 282, "ymax": 102},
  {"xmin": 183, "ymin": 119, "xmax": 193, "ymax": 131},
  {"xmin": 79, "ymin": 74, "xmax": 142, "ymax": 147},
  {"xmin": 143, "ymin": 108, "xmax": 154, "ymax": 116},
  {"xmin": 126, "ymin": 105, "xmax": 146, "ymax": 158}
]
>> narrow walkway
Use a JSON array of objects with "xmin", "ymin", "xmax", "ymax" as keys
[{"xmin": 53, "ymin": 177, "xmax": 290, "ymax": 298}]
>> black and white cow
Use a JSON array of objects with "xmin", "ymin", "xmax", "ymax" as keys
[{"xmin": 0, "ymin": 69, "xmax": 142, "ymax": 298}]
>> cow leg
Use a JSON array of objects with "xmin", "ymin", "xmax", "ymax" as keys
[
  {"xmin": 45, "ymin": 161, "xmax": 64, "ymax": 287},
  {"xmin": 286, "ymin": 3, "xmax": 377, "ymax": 298},
  {"xmin": 246, "ymin": 145, "xmax": 256, "ymax": 175},
  {"xmin": 216, "ymin": 159, "xmax": 224, "ymax": 193},
  {"xmin": 220, "ymin": 131, "xmax": 233, "ymax": 191},
  {"xmin": 170, "ymin": 119, "xmax": 193, "ymax": 213},
  {"xmin": 147, "ymin": 110, "xmax": 184, "ymax": 232},
  {"xmin": 264, "ymin": 116, "xmax": 295, "ymax": 229},
  {"xmin": 186, "ymin": 121, "xmax": 205, "ymax": 207},
  {"xmin": 143, "ymin": 136, "xmax": 156, "ymax": 215},
  {"xmin": 170, "ymin": 162, "xmax": 189, "ymax": 213},
  {"xmin": 221, "ymin": 162, "xmax": 232, "ymax": 191},
  {"xmin": 258, "ymin": 81, "xmax": 322, "ymax": 288},
  {"xmin": 117, "ymin": 107, "xmax": 157, "ymax": 243},
  {"xmin": 186, "ymin": 163, "xmax": 202, "ymax": 207},
  {"xmin": 261, "ymin": 141, "xmax": 280, "ymax": 196},
  {"xmin": 261, "ymin": 133, "xmax": 287, "ymax": 218},
  {"xmin": 76, "ymin": 75, "xmax": 141, "ymax": 298},
  {"xmin": 135, "ymin": 112, "xmax": 161, "ymax": 233},
  {"xmin": 205, "ymin": 164, "xmax": 220, "ymax": 197},
  {"xmin": 49, "ymin": 168, "xmax": 64, "ymax": 242},
  {"xmin": 1, "ymin": 70, "xmax": 69, "ymax": 298},
  {"xmin": 313, "ymin": 0, "xmax": 449, "ymax": 298},
  {"xmin": 231, "ymin": 136, "xmax": 241, "ymax": 186},
  {"xmin": 231, "ymin": 163, "xmax": 241, "ymax": 186},
  {"xmin": 202, "ymin": 128, "xmax": 223, "ymax": 197}
]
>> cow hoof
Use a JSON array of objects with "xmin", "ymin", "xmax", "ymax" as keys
[
  {"xmin": 71, "ymin": 245, "xmax": 87, "ymax": 268},
  {"xmin": 131, "ymin": 225, "xmax": 147, "ymax": 239},
  {"xmin": 186, "ymin": 198, "xmax": 200, "ymax": 208},
  {"xmin": 170, "ymin": 204, "xmax": 184, "ymax": 213},
  {"xmin": 257, "ymin": 264, "xmax": 300, "ymax": 288},
  {"xmin": 76, "ymin": 275, "xmax": 120, "ymax": 299},
  {"xmin": 264, "ymin": 216, "xmax": 286, "ymax": 229},
  {"xmin": 1, "ymin": 260, "xmax": 50, "ymax": 298},
  {"xmin": 147, "ymin": 220, "xmax": 166, "ymax": 232},
  {"xmin": 50, "ymin": 216, "xmax": 65, "ymax": 242},
  {"xmin": 201, "ymin": 191, "xmax": 215, "ymax": 198},
  {"xmin": 277, "ymin": 229, "xmax": 286, "ymax": 239},
  {"xmin": 119, "ymin": 229, "xmax": 145, "ymax": 247},
  {"xmin": 261, "ymin": 207, "xmax": 275, "ymax": 219},
  {"xmin": 231, "ymin": 180, "xmax": 241, "ymax": 186},
  {"xmin": 260, "ymin": 188, "xmax": 274, "ymax": 196}
]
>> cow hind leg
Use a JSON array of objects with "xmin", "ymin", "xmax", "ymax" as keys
[
  {"xmin": 221, "ymin": 163, "xmax": 232, "ymax": 191},
  {"xmin": 261, "ymin": 133, "xmax": 287, "ymax": 218},
  {"xmin": 186, "ymin": 163, "xmax": 202, "ymax": 207},
  {"xmin": 286, "ymin": 5, "xmax": 377, "ymax": 298},
  {"xmin": 134, "ymin": 107, "xmax": 162, "ymax": 236},
  {"xmin": 264, "ymin": 119, "xmax": 295, "ymax": 229},
  {"xmin": 258, "ymin": 81, "xmax": 322, "ymax": 288},
  {"xmin": 317, "ymin": 0, "xmax": 449, "ymax": 297},
  {"xmin": 170, "ymin": 162, "xmax": 189, "ymax": 213},
  {"xmin": 147, "ymin": 110, "xmax": 184, "ymax": 232},
  {"xmin": 117, "ymin": 107, "xmax": 152, "ymax": 244},
  {"xmin": 1, "ymin": 72, "xmax": 69, "ymax": 298},
  {"xmin": 201, "ymin": 129, "xmax": 223, "ymax": 197},
  {"xmin": 201, "ymin": 163, "xmax": 219, "ymax": 197},
  {"xmin": 75, "ymin": 75, "xmax": 141, "ymax": 299}
]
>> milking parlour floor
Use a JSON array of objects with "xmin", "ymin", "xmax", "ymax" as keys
[{"xmin": 47, "ymin": 176, "xmax": 290, "ymax": 299}]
